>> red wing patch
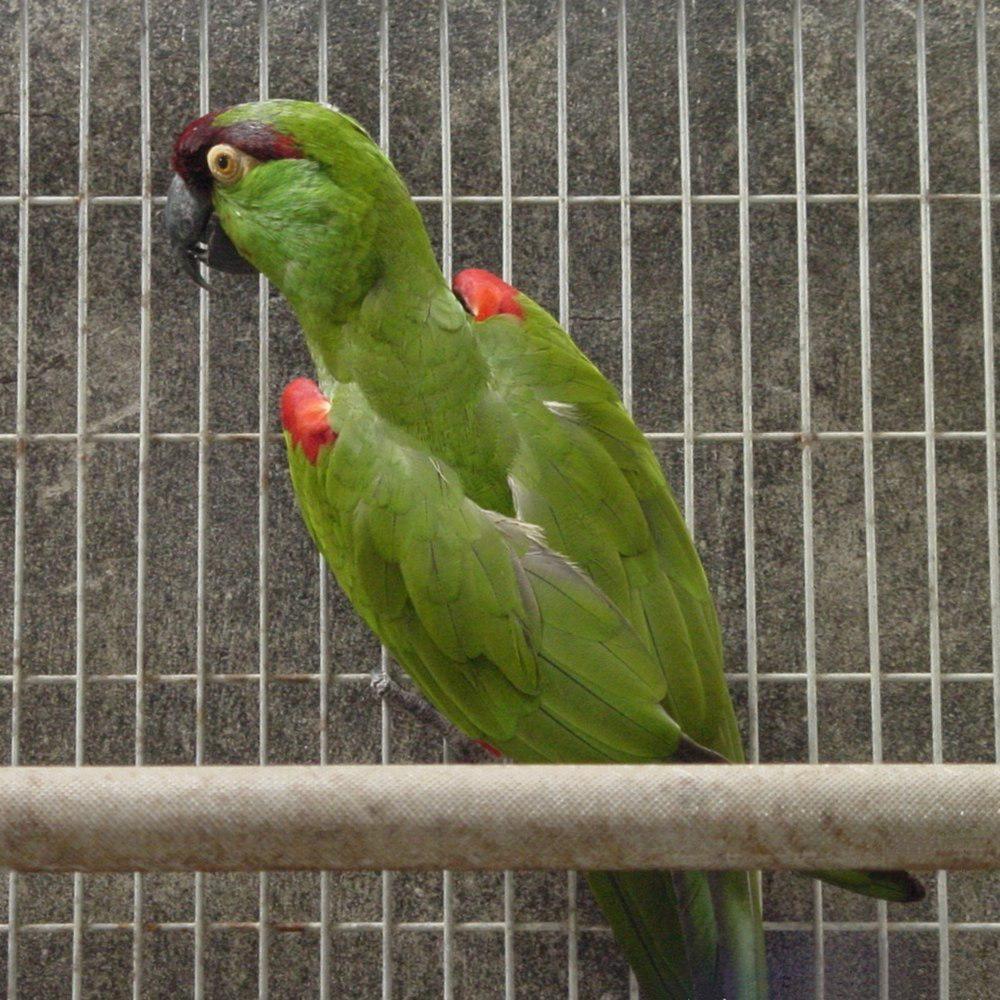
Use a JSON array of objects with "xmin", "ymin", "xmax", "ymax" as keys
[
  {"xmin": 452, "ymin": 268, "xmax": 524, "ymax": 321},
  {"xmin": 281, "ymin": 377, "xmax": 337, "ymax": 464},
  {"xmin": 474, "ymin": 739, "xmax": 503, "ymax": 758}
]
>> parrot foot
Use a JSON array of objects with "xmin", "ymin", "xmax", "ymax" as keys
[{"xmin": 368, "ymin": 671, "xmax": 498, "ymax": 762}]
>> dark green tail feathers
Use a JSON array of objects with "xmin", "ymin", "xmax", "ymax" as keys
[
  {"xmin": 587, "ymin": 866, "xmax": 922, "ymax": 1000},
  {"xmin": 587, "ymin": 869, "xmax": 767, "ymax": 1000},
  {"xmin": 812, "ymin": 868, "xmax": 926, "ymax": 903}
]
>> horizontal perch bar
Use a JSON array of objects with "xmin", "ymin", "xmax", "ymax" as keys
[{"xmin": 0, "ymin": 764, "xmax": 996, "ymax": 874}]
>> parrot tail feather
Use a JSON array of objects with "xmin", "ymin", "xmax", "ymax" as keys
[
  {"xmin": 586, "ymin": 871, "xmax": 695, "ymax": 999},
  {"xmin": 808, "ymin": 868, "xmax": 926, "ymax": 903},
  {"xmin": 587, "ymin": 869, "xmax": 768, "ymax": 999}
]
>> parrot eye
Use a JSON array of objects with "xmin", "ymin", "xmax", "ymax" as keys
[{"xmin": 206, "ymin": 143, "xmax": 254, "ymax": 185}]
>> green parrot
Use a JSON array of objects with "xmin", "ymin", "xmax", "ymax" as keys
[{"xmin": 166, "ymin": 99, "xmax": 923, "ymax": 999}]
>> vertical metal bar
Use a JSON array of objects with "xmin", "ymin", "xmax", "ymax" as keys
[
  {"xmin": 378, "ymin": 8, "xmax": 394, "ymax": 998},
  {"xmin": 556, "ymin": 0, "xmax": 569, "ymax": 334},
  {"xmin": 133, "ymin": 1, "xmax": 152, "ymax": 994},
  {"xmin": 379, "ymin": 0, "xmax": 390, "ymax": 158},
  {"xmin": 976, "ymin": 0, "xmax": 999, "ymax": 765},
  {"xmin": 790, "ymin": 0, "xmax": 817, "ymax": 808},
  {"xmin": 913, "ymin": 6, "xmax": 950, "ymax": 996},
  {"xmin": 318, "ymin": 558, "xmax": 331, "ymax": 1000},
  {"xmin": 72, "ymin": 2, "xmax": 92, "ymax": 995},
  {"xmin": 496, "ymin": 5, "xmax": 516, "ymax": 995},
  {"xmin": 499, "ymin": 0, "xmax": 513, "ymax": 282},
  {"xmin": 441, "ymin": 740, "xmax": 455, "ymax": 1000},
  {"xmin": 620, "ymin": 15, "xmax": 639, "ymax": 997},
  {"xmin": 676, "ymin": 0, "xmax": 695, "ymax": 530},
  {"xmin": 503, "ymin": 876, "xmax": 516, "ymax": 999},
  {"xmin": 555, "ymin": 5, "xmax": 578, "ymax": 996},
  {"xmin": 735, "ymin": 0, "xmax": 759, "ymax": 767},
  {"xmin": 734, "ymin": 8, "xmax": 768, "ymax": 986},
  {"xmin": 380, "ymin": 649, "xmax": 394, "ymax": 1000},
  {"xmin": 855, "ymin": 5, "xmax": 880, "ymax": 995},
  {"xmin": 7, "ymin": 0, "xmax": 30, "ymax": 995},
  {"xmin": 789, "ymin": 2, "xmax": 829, "ymax": 992},
  {"xmin": 317, "ymin": 9, "xmax": 331, "ymax": 999},
  {"xmin": 565, "ymin": 871, "xmax": 578, "ymax": 1000},
  {"xmin": 794, "ymin": 1, "xmax": 864, "ymax": 993},
  {"xmin": 193, "ymin": 4, "xmax": 211, "ymax": 996},
  {"xmin": 439, "ymin": 0, "xmax": 453, "ymax": 276},
  {"xmin": 317, "ymin": 0, "xmax": 328, "ymax": 105},
  {"xmin": 617, "ymin": 0, "xmax": 633, "ymax": 416},
  {"xmin": 855, "ymin": 0, "xmax": 883, "ymax": 793},
  {"xmin": 257, "ymin": 5, "xmax": 271, "ymax": 999},
  {"xmin": 914, "ymin": 0, "xmax": 941, "ymax": 775}
]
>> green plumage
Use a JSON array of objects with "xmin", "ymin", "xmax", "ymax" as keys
[{"xmin": 185, "ymin": 99, "xmax": 923, "ymax": 999}]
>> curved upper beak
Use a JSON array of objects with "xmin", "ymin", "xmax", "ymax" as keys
[{"xmin": 164, "ymin": 174, "xmax": 257, "ymax": 289}]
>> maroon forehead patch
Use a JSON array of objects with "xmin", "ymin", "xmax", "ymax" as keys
[{"xmin": 171, "ymin": 110, "xmax": 303, "ymax": 188}]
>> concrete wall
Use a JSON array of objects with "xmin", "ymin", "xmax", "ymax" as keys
[{"xmin": 0, "ymin": 1, "xmax": 998, "ymax": 996}]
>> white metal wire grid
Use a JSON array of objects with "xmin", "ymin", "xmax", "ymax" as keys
[{"xmin": 1, "ymin": 0, "xmax": 998, "ymax": 997}]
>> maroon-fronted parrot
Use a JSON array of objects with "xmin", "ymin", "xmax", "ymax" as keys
[{"xmin": 165, "ymin": 99, "xmax": 923, "ymax": 999}]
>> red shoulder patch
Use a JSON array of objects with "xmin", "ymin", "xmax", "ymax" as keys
[
  {"xmin": 280, "ymin": 378, "xmax": 337, "ymax": 464},
  {"xmin": 452, "ymin": 268, "xmax": 524, "ymax": 321}
]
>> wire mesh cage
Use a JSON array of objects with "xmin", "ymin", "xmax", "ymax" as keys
[{"xmin": 1, "ymin": 0, "xmax": 999, "ymax": 997}]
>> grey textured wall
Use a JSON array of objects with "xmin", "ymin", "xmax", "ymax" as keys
[{"xmin": 1, "ymin": 0, "xmax": 999, "ymax": 997}]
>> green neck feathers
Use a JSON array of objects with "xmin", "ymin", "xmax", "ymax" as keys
[{"xmin": 210, "ymin": 101, "xmax": 515, "ymax": 511}]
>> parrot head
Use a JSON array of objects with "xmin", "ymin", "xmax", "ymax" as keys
[{"xmin": 165, "ymin": 99, "xmax": 435, "ymax": 319}]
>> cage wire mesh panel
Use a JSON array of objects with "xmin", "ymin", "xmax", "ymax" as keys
[{"xmin": 0, "ymin": 0, "xmax": 998, "ymax": 997}]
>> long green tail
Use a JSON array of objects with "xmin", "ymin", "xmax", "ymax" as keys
[
  {"xmin": 586, "ymin": 866, "xmax": 922, "ymax": 998},
  {"xmin": 586, "ymin": 869, "xmax": 767, "ymax": 999}
]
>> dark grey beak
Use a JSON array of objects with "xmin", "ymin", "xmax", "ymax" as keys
[{"xmin": 164, "ymin": 174, "xmax": 257, "ymax": 289}]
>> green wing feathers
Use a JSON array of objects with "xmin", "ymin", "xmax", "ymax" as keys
[
  {"xmin": 285, "ymin": 397, "xmax": 706, "ymax": 767},
  {"xmin": 280, "ymin": 272, "xmax": 921, "ymax": 999},
  {"xmin": 282, "ymin": 377, "xmax": 765, "ymax": 998},
  {"xmin": 474, "ymin": 297, "xmax": 738, "ymax": 759}
]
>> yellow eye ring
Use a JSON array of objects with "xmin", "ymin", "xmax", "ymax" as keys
[{"xmin": 206, "ymin": 143, "xmax": 255, "ymax": 185}]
